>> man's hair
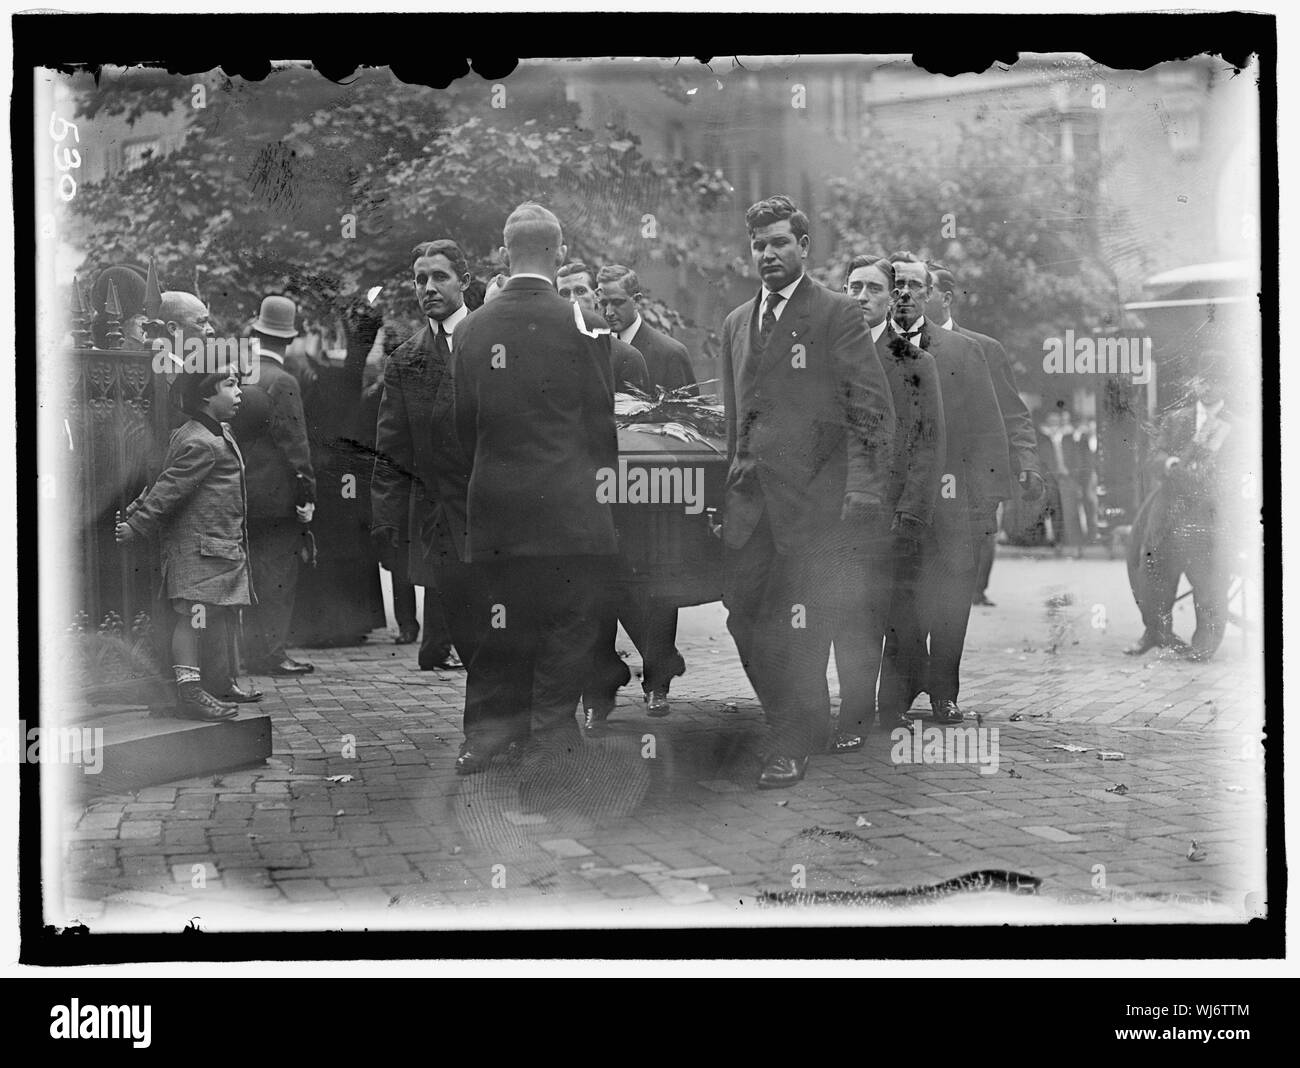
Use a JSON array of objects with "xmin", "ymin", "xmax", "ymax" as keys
[
  {"xmin": 887, "ymin": 250, "xmax": 925, "ymax": 267},
  {"xmin": 745, "ymin": 194, "xmax": 810, "ymax": 241},
  {"xmin": 503, "ymin": 201, "xmax": 563, "ymax": 259},
  {"xmin": 843, "ymin": 254, "xmax": 893, "ymax": 288},
  {"xmin": 927, "ymin": 259, "xmax": 956, "ymax": 295},
  {"xmin": 556, "ymin": 261, "xmax": 594, "ymax": 284},
  {"xmin": 596, "ymin": 264, "xmax": 641, "ymax": 295},
  {"xmin": 463, "ymin": 278, "xmax": 486, "ymax": 311},
  {"xmin": 411, "ymin": 239, "xmax": 470, "ymax": 280}
]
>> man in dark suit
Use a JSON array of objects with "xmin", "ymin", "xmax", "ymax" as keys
[
  {"xmin": 591, "ymin": 263, "xmax": 698, "ymax": 717},
  {"xmin": 1038, "ymin": 406, "xmax": 1086, "ymax": 555},
  {"xmin": 925, "ymin": 262, "xmax": 1044, "ymax": 606},
  {"xmin": 452, "ymin": 202, "xmax": 621, "ymax": 767},
  {"xmin": 1126, "ymin": 366, "xmax": 1243, "ymax": 660},
  {"xmin": 877, "ymin": 253, "xmax": 1008, "ymax": 726},
  {"xmin": 597, "ymin": 265, "xmax": 698, "ymax": 395},
  {"xmin": 229, "ymin": 295, "xmax": 317, "ymax": 677},
  {"xmin": 832, "ymin": 255, "xmax": 945, "ymax": 749},
  {"xmin": 556, "ymin": 261, "xmax": 650, "ymax": 394},
  {"xmin": 718, "ymin": 195, "xmax": 895, "ymax": 789},
  {"xmin": 370, "ymin": 240, "xmax": 471, "ymax": 672}
]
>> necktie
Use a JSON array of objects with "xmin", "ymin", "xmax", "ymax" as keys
[
  {"xmin": 434, "ymin": 324, "xmax": 450, "ymax": 361},
  {"xmin": 759, "ymin": 290, "xmax": 784, "ymax": 347}
]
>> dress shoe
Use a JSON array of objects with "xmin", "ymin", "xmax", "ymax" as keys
[
  {"xmin": 1124, "ymin": 629, "xmax": 1164, "ymax": 656},
  {"xmin": 420, "ymin": 650, "xmax": 464, "ymax": 671},
  {"xmin": 254, "ymin": 656, "xmax": 314, "ymax": 676},
  {"xmin": 454, "ymin": 744, "xmax": 492, "ymax": 776},
  {"xmin": 829, "ymin": 730, "xmax": 863, "ymax": 753},
  {"xmin": 931, "ymin": 699, "xmax": 963, "ymax": 724},
  {"xmin": 645, "ymin": 689, "xmax": 671, "ymax": 717},
  {"xmin": 394, "ymin": 625, "xmax": 419, "ymax": 645},
  {"xmin": 174, "ymin": 689, "xmax": 239, "ymax": 721},
  {"xmin": 972, "ymin": 593, "xmax": 996, "ymax": 607},
  {"xmin": 583, "ymin": 694, "xmax": 616, "ymax": 733},
  {"xmin": 212, "ymin": 683, "xmax": 263, "ymax": 703},
  {"xmin": 757, "ymin": 755, "xmax": 808, "ymax": 790}
]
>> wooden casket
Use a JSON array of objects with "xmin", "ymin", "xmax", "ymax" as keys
[{"xmin": 610, "ymin": 419, "xmax": 728, "ymax": 607}]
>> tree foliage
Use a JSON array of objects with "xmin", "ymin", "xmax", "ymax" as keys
[
  {"xmin": 812, "ymin": 116, "xmax": 1127, "ymax": 399},
  {"xmin": 69, "ymin": 66, "xmax": 736, "ymax": 340}
]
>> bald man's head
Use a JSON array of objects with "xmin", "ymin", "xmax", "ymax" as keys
[{"xmin": 161, "ymin": 291, "xmax": 214, "ymax": 345}]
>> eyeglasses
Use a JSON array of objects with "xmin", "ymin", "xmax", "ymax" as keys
[{"xmin": 891, "ymin": 280, "xmax": 928, "ymax": 296}]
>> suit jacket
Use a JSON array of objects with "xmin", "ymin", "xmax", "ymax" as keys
[
  {"xmin": 1038, "ymin": 426, "xmax": 1081, "ymax": 480},
  {"xmin": 876, "ymin": 332, "xmax": 945, "ymax": 527},
  {"xmin": 629, "ymin": 320, "xmax": 698, "ymax": 394},
  {"xmin": 889, "ymin": 320, "xmax": 1007, "ymax": 570},
  {"xmin": 124, "ymin": 415, "xmax": 252, "ymax": 606},
  {"xmin": 952, "ymin": 321, "xmax": 1040, "ymax": 492},
  {"xmin": 452, "ymin": 277, "xmax": 619, "ymax": 561},
  {"xmin": 1142, "ymin": 403, "xmax": 1242, "ymax": 549},
  {"xmin": 720, "ymin": 274, "xmax": 895, "ymax": 553},
  {"xmin": 228, "ymin": 354, "xmax": 316, "ymax": 521},
  {"xmin": 611, "ymin": 336, "xmax": 652, "ymax": 394},
  {"xmin": 371, "ymin": 323, "xmax": 470, "ymax": 583}
]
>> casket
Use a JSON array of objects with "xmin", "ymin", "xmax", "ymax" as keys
[{"xmin": 611, "ymin": 422, "xmax": 728, "ymax": 607}]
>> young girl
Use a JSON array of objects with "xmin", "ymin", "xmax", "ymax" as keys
[{"xmin": 116, "ymin": 365, "xmax": 252, "ymax": 720}]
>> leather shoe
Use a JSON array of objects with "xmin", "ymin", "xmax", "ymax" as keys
[
  {"xmin": 931, "ymin": 699, "xmax": 963, "ymax": 724},
  {"xmin": 255, "ymin": 657, "xmax": 313, "ymax": 676},
  {"xmin": 757, "ymin": 755, "xmax": 808, "ymax": 790},
  {"xmin": 645, "ymin": 689, "xmax": 671, "ymax": 717},
  {"xmin": 174, "ymin": 690, "xmax": 239, "ymax": 721},
  {"xmin": 420, "ymin": 650, "xmax": 464, "ymax": 671},
  {"xmin": 583, "ymin": 694, "xmax": 616, "ymax": 733},
  {"xmin": 394, "ymin": 625, "xmax": 419, "ymax": 645},
  {"xmin": 972, "ymin": 593, "xmax": 996, "ymax": 607},
  {"xmin": 829, "ymin": 730, "xmax": 863, "ymax": 753},
  {"xmin": 212, "ymin": 683, "xmax": 263, "ymax": 703},
  {"xmin": 1124, "ymin": 629, "xmax": 1163, "ymax": 656},
  {"xmin": 455, "ymin": 744, "xmax": 492, "ymax": 776}
]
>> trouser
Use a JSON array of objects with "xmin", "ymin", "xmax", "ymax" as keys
[
  {"xmin": 171, "ymin": 599, "xmax": 239, "ymax": 693},
  {"xmin": 879, "ymin": 539, "xmax": 978, "ymax": 713},
  {"xmin": 466, "ymin": 555, "xmax": 607, "ymax": 746},
  {"xmin": 429, "ymin": 552, "xmax": 499, "ymax": 741},
  {"xmin": 244, "ymin": 519, "xmax": 302, "ymax": 664},
  {"xmin": 830, "ymin": 525, "xmax": 893, "ymax": 735},
  {"xmin": 973, "ymin": 527, "xmax": 996, "ymax": 596},
  {"xmin": 418, "ymin": 586, "xmax": 454, "ymax": 665},
  {"xmin": 722, "ymin": 512, "xmax": 845, "ymax": 760},
  {"xmin": 390, "ymin": 547, "xmax": 418, "ymax": 631},
  {"xmin": 1051, "ymin": 474, "xmax": 1085, "ymax": 547},
  {"xmin": 1144, "ymin": 519, "xmax": 1232, "ymax": 656},
  {"xmin": 589, "ymin": 584, "xmax": 685, "ymax": 699}
]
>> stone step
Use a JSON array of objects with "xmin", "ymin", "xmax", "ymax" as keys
[{"xmin": 65, "ymin": 708, "xmax": 272, "ymax": 797}]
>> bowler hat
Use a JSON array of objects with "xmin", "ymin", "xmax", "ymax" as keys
[{"xmin": 252, "ymin": 294, "xmax": 299, "ymax": 338}]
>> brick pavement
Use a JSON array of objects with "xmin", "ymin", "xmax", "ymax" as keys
[{"xmin": 53, "ymin": 551, "xmax": 1268, "ymax": 929}]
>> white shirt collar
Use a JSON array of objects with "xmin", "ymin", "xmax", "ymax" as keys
[
  {"xmin": 939, "ymin": 316, "xmax": 954, "ymax": 331},
  {"xmin": 618, "ymin": 314, "xmax": 643, "ymax": 346},
  {"xmin": 891, "ymin": 315, "xmax": 926, "ymax": 337},
  {"xmin": 259, "ymin": 347, "xmax": 286, "ymax": 366},
  {"xmin": 428, "ymin": 303, "xmax": 468, "ymax": 335},
  {"xmin": 760, "ymin": 273, "xmax": 804, "ymax": 320},
  {"xmin": 509, "ymin": 272, "xmax": 556, "ymax": 286},
  {"xmin": 870, "ymin": 320, "xmax": 887, "ymax": 343}
]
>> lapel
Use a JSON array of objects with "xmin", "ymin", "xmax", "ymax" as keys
[
  {"xmin": 756, "ymin": 274, "xmax": 813, "ymax": 379},
  {"xmin": 734, "ymin": 291, "xmax": 762, "ymax": 389}
]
